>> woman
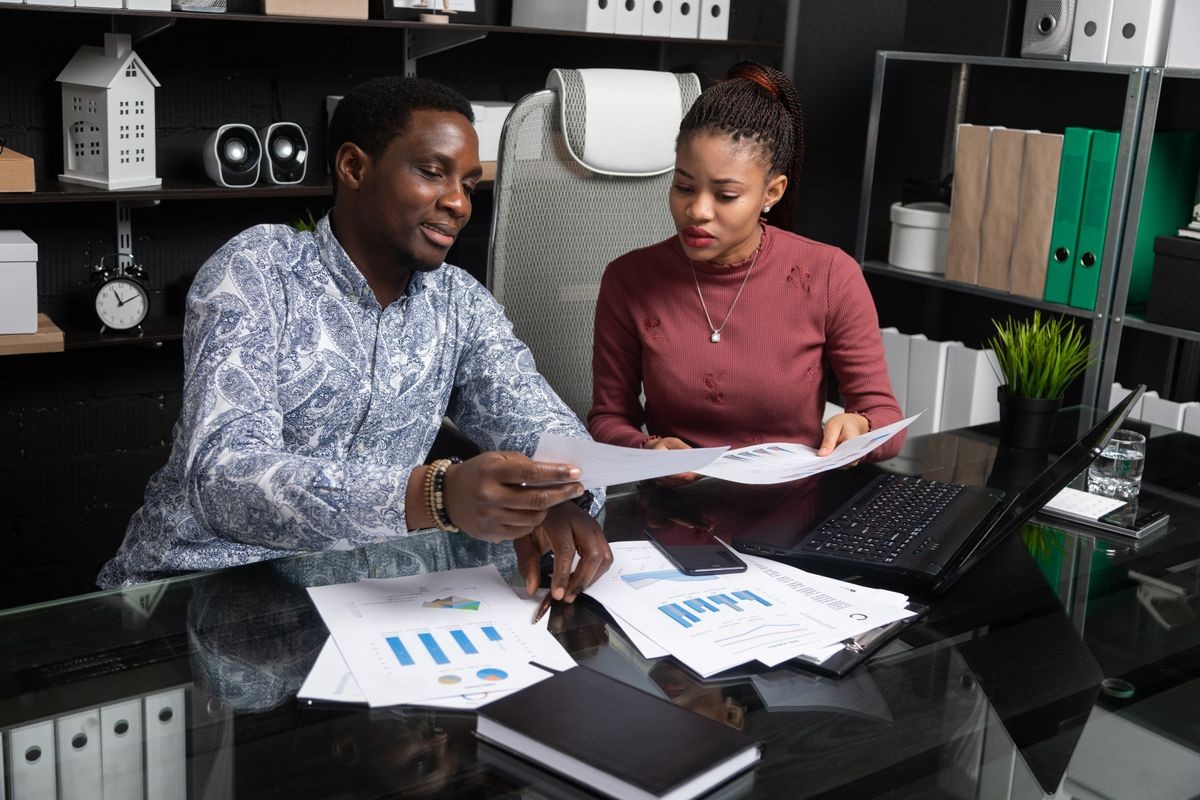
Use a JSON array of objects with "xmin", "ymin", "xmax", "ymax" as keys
[{"xmin": 588, "ymin": 61, "xmax": 903, "ymax": 476}]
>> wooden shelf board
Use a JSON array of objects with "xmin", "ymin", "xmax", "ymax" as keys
[
  {"xmin": 0, "ymin": 313, "xmax": 65, "ymax": 357},
  {"xmin": 0, "ymin": 165, "xmax": 497, "ymax": 205}
]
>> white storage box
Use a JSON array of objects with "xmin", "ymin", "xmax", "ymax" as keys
[
  {"xmin": 0, "ymin": 231, "xmax": 38, "ymax": 335},
  {"xmin": 888, "ymin": 201, "xmax": 950, "ymax": 274},
  {"xmin": 511, "ymin": 0, "xmax": 616, "ymax": 33},
  {"xmin": 470, "ymin": 101, "xmax": 514, "ymax": 162}
]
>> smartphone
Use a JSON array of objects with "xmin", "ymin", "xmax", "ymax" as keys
[
  {"xmin": 644, "ymin": 525, "xmax": 748, "ymax": 575},
  {"xmin": 1093, "ymin": 504, "xmax": 1170, "ymax": 538}
]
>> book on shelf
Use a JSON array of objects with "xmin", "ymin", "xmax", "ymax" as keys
[
  {"xmin": 1177, "ymin": 227, "xmax": 1200, "ymax": 240},
  {"xmin": 474, "ymin": 666, "xmax": 761, "ymax": 800}
]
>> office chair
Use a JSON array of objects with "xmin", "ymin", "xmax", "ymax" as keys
[{"xmin": 488, "ymin": 67, "xmax": 702, "ymax": 420}]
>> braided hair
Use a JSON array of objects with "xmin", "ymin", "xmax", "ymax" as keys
[{"xmin": 678, "ymin": 61, "xmax": 805, "ymax": 231}]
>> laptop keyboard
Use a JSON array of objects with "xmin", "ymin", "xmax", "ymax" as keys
[{"xmin": 801, "ymin": 475, "xmax": 964, "ymax": 564}]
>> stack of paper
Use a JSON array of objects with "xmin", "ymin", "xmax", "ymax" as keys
[
  {"xmin": 585, "ymin": 542, "xmax": 915, "ymax": 679},
  {"xmin": 303, "ymin": 566, "xmax": 575, "ymax": 709}
]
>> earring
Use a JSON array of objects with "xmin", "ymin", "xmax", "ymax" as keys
[{"xmin": 763, "ymin": 205, "xmax": 772, "ymax": 213}]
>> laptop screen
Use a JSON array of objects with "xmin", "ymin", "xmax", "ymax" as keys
[{"xmin": 952, "ymin": 384, "xmax": 1146, "ymax": 573}]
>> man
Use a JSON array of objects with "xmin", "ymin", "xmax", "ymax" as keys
[{"xmin": 98, "ymin": 77, "xmax": 612, "ymax": 602}]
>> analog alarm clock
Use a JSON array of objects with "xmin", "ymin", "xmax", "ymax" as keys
[{"xmin": 91, "ymin": 258, "xmax": 150, "ymax": 333}]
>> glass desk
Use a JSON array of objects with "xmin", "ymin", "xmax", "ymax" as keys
[{"xmin": 2, "ymin": 411, "xmax": 1199, "ymax": 799}]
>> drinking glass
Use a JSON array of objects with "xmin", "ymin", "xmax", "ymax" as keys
[{"xmin": 1087, "ymin": 429, "xmax": 1146, "ymax": 501}]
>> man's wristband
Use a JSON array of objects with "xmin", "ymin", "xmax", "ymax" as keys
[{"xmin": 426, "ymin": 457, "xmax": 462, "ymax": 532}]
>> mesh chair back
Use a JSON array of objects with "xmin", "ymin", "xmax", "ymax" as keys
[{"xmin": 488, "ymin": 71, "xmax": 701, "ymax": 419}]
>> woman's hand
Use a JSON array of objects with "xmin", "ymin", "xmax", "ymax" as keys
[
  {"xmin": 644, "ymin": 436, "xmax": 702, "ymax": 486},
  {"xmin": 818, "ymin": 413, "xmax": 870, "ymax": 457}
]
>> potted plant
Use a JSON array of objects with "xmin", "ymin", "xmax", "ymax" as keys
[{"xmin": 986, "ymin": 311, "xmax": 1092, "ymax": 448}]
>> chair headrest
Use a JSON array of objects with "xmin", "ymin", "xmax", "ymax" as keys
[{"xmin": 546, "ymin": 68, "xmax": 700, "ymax": 177}]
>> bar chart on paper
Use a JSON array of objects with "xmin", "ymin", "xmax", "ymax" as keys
[
  {"xmin": 384, "ymin": 625, "xmax": 514, "ymax": 682},
  {"xmin": 660, "ymin": 591, "xmax": 774, "ymax": 628},
  {"xmin": 307, "ymin": 565, "xmax": 577, "ymax": 706}
]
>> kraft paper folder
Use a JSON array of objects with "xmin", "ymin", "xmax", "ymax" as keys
[
  {"xmin": 977, "ymin": 128, "xmax": 1026, "ymax": 292},
  {"xmin": 1010, "ymin": 131, "xmax": 1064, "ymax": 298},
  {"xmin": 1044, "ymin": 127, "xmax": 1093, "ymax": 304},
  {"xmin": 946, "ymin": 124, "xmax": 996, "ymax": 285},
  {"xmin": 1069, "ymin": 130, "xmax": 1120, "ymax": 310}
]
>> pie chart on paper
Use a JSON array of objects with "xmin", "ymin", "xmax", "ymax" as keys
[{"xmin": 476, "ymin": 668, "xmax": 508, "ymax": 682}]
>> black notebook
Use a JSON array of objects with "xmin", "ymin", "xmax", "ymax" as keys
[{"xmin": 474, "ymin": 666, "xmax": 760, "ymax": 800}]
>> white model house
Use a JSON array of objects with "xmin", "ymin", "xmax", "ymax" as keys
[{"xmin": 56, "ymin": 33, "xmax": 161, "ymax": 190}]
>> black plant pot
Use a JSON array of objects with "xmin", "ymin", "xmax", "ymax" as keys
[{"xmin": 996, "ymin": 386, "xmax": 1063, "ymax": 449}]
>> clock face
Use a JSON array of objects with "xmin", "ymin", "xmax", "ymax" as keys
[{"xmin": 95, "ymin": 277, "xmax": 149, "ymax": 331}]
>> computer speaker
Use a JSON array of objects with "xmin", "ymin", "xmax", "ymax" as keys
[
  {"xmin": 203, "ymin": 124, "xmax": 262, "ymax": 188},
  {"xmin": 258, "ymin": 122, "xmax": 309, "ymax": 185},
  {"xmin": 1021, "ymin": 0, "xmax": 1076, "ymax": 59}
]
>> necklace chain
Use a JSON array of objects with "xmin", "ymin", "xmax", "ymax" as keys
[{"xmin": 689, "ymin": 230, "xmax": 764, "ymax": 344}]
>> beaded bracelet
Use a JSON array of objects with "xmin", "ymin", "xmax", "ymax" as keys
[{"xmin": 426, "ymin": 457, "xmax": 462, "ymax": 532}]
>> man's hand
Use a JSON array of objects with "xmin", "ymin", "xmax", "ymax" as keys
[
  {"xmin": 442, "ymin": 451, "xmax": 586, "ymax": 541},
  {"xmin": 644, "ymin": 436, "xmax": 702, "ymax": 486},
  {"xmin": 818, "ymin": 412, "xmax": 871, "ymax": 457},
  {"xmin": 513, "ymin": 502, "xmax": 613, "ymax": 603}
]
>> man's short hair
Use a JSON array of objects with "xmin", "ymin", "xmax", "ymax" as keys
[{"xmin": 326, "ymin": 76, "xmax": 475, "ymax": 174}]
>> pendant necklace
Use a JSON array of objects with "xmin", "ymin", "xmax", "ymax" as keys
[{"xmin": 689, "ymin": 230, "xmax": 763, "ymax": 344}]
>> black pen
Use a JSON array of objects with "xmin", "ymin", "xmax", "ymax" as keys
[{"xmin": 531, "ymin": 591, "xmax": 556, "ymax": 624}]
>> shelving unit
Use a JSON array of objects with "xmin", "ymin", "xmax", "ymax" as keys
[
  {"xmin": 1, "ymin": 4, "xmax": 778, "ymax": 352},
  {"xmin": 855, "ymin": 50, "xmax": 1149, "ymax": 410}
]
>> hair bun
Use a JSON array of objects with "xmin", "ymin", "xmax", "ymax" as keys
[{"xmin": 728, "ymin": 62, "xmax": 780, "ymax": 100}]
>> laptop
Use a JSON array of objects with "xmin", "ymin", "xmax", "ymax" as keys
[{"xmin": 734, "ymin": 384, "xmax": 1146, "ymax": 595}]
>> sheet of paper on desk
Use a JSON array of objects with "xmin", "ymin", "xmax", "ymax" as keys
[
  {"xmin": 695, "ymin": 414, "xmax": 920, "ymax": 484},
  {"xmin": 307, "ymin": 567, "xmax": 575, "ymax": 708},
  {"xmin": 585, "ymin": 542, "xmax": 915, "ymax": 678},
  {"xmin": 532, "ymin": 434, "xmax": 728, "ymax": 488},
  {"xmin": 300, "ymin": 587, "xmax": 559, "ymax": 709}
]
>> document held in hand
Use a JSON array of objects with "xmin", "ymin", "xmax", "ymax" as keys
[{"xmin": 534, "ymin": 414, "xmax": 918, "ymax": 489}]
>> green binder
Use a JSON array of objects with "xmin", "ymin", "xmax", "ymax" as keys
[
  {"xmin": 1127, "ymin": 131, "xmax": 1200, "ymax": 307},
  {"xmin": 1043, "ymin": 127, "xmax": 1092, "ymax": 305},
  {"xmin": 1069, "ymin": 130, "xmax": 1120, "ymax": 311}
]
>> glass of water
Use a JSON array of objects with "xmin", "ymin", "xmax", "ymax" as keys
[{"xmin": 1088, "ymin": 429, "xmax": 1146, "ymax": 501}]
